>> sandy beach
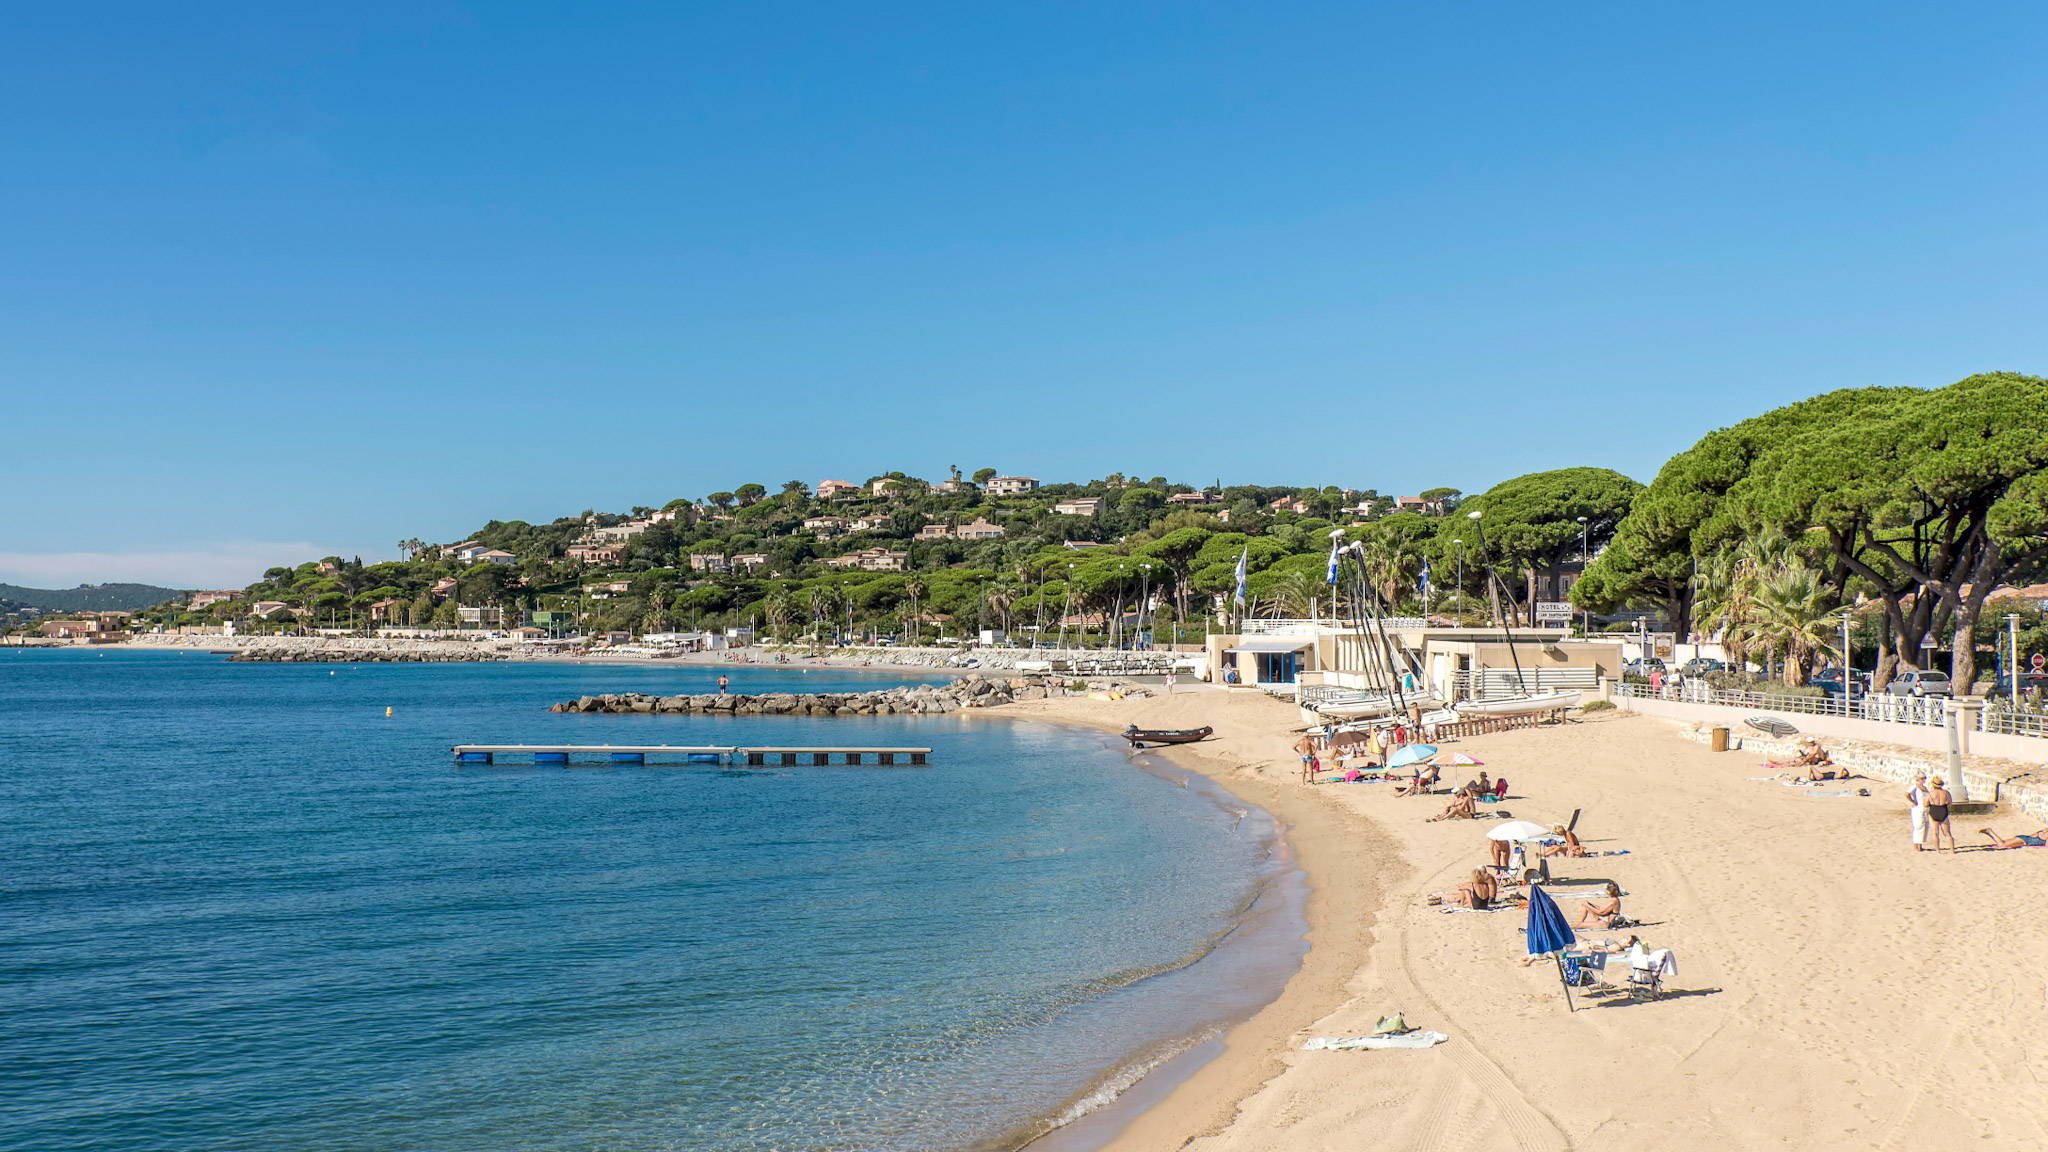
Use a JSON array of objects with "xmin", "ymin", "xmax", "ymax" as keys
[{"xmin": 1008, "ymin": 688, "xmax": 2048, "ymax": 1150}]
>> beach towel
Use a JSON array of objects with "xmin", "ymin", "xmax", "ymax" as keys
[
  {"xmin": 1797, "ymin": 789, "xmax": 1854, "ymax": 798},
  {"xmin": 1303, "ymin": 1031, "xmax": 1449, "ymax": 1051},
  {"xmin": 1627, "ymin": 944, "xmax": 1677, "ymax": 978}
]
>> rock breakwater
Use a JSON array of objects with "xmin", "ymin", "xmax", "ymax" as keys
[
  {"xmin": 227, "ymin": 647, "xmax": 507, "ymax": 663},
  {"xmin": 549, "ymin": 674, "xmax": 1154, "ymax": 715}
]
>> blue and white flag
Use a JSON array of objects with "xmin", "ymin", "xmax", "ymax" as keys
[
  {"xmin": 1326, "ymin": 538, "xmax": 1342, "ymax": 585},
  {"xmin": 1233, "ymin": 545, "xmax": 1249, "ymax": 607},
  {"xmin": 1418, "ymin": 561, "xmax": 1431, "ymax": 597}
]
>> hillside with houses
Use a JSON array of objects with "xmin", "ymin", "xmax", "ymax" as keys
[{"xmin": 106, "ymin": 470, "xmax": 1470, "ymax": 645}]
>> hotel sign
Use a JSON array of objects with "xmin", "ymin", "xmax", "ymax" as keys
[{"xmin": 1534, "ymin": 601, "xmax": 1575, "ymax": 624}]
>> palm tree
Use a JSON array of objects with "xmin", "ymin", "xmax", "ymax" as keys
[
  {"xmin": 1754, "ymin": 558, "xmax": 1841, "ymax": 686},
  {"xmin": 903, "ymin": 578, "xmax": 926, "ymax": 646},
  {"xmin": 764, "ymin": 590, "xmax": 799, "ymax": 643},
  {"xmin": 1269, "ymin": 570, "xmax": 1323, "ymax": 619}
]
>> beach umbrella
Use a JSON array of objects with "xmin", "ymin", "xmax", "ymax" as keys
[
  {"xmin": 1486, "ymin": 820, "xmax": 1552, "ymax": 842},
  {"xmin": 1525, "ymin": 884, "xmax": 1578, "ymax": 1011},
  {"xmin": 1387, "ymin": 744, "xmax": 1438, "ymax": 768}
]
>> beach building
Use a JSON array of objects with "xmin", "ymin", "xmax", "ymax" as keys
[
  {"xmin": 38, "ymin": 618, "xmax": 120, "ymax": 639},
  {"xmin": 1054, "ymin": 497, "xmax": 1104, "ymax": 517},
  {"xmin": 954, "ymin": 518, "xmax": 1005, "ymax": 540},
  {"xmin": 815, "ymin": 479, "xmax": 861, "ymax": 499},
  {"xmin": 188, "ymin": 590, "xmax": 242, "ymax": 610},
  {"xmin": 458, "ymin": 606, "xmax": 503, "ymax": 628},
  {"xmin": 1203, "ymin": 620, "xmax": 1623, "ymax": 696},
  {"xmin": 249, "ymin": 601, "xmax": 293, "ymax": 620},
  {"xmin": 983, "ymin": 476, "xmax": 1038, "ymax": 496},
  {"xmin": 367, "ymin": 598, "xmax": 402, "ymax": 622}
]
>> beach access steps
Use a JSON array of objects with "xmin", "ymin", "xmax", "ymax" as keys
[{"xmin": 452, "ymin": 744, "xmax": 930, "ymax": 766}]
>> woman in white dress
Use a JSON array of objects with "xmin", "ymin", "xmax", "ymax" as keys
[{"xmin": 1906, "ymin": 773, "xmax": 1929, "ymax": 852}]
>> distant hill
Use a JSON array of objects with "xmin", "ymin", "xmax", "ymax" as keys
[{"xmin": 0, "ymin": 583, "xmax": 188, "ymax": 613}]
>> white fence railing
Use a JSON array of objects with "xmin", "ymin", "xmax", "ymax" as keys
[
  {"xmin": 1240, "ymin": 618, "xmax": 1427, "ymax": 635},
  {"xmin": 1615, "ymin": 680, "xmax": 2048, "ymax": 740}
]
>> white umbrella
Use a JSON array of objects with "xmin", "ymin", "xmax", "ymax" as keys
[{"xmin": 1486, "ymin": 820, "xmax": 1552, "ymax": 842}]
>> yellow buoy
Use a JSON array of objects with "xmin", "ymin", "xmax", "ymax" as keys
[{"xmin": 385, "ymin": 706, "xmax": 393, "ymax": 717}]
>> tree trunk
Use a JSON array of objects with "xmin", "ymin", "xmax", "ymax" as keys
[{"xmin": 1873, "ymin": 615, "xmax": 1897, "ymax": 692}]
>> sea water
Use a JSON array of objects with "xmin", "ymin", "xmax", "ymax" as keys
[{"xmin": 0, "ymin": 650, "xmax": 1303, "ymax": 1151}]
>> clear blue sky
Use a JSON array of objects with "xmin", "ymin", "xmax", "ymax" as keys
[{"xmin": 6, "ymin": 2, "xmax": 2046, "ymax": 587}]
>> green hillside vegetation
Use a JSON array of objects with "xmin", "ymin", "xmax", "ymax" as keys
[
  {"xmin": 0, "ymin": 583, "xmax": 188, "ymax": 613},
  {"xmin": 117, "ymin": 373, "xmax": 2048, "ymax": 693}
]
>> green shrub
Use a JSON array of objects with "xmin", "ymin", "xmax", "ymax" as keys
[{"xmin": 1579, "ymin": 699, "xmax": 1616, "ymax": 712}]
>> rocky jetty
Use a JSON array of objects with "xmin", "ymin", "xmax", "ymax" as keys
[
  {"xmin": 548, "ymin": 673, "xmax": 1154, "ymax": 715},
  {"xmin": 227, "ymin": 647, "xmax": 507, "ymax": 663}
]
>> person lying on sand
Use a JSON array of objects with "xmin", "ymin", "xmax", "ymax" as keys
[
  {"xmin": 1804, "ymin": 765, "xmax": 1852, "ymax": 781},
  {"xmin": 1538, "ymin": 824, "xmax": 1587, "ymax": 858},
  {"xmin": 1979, "ymin": 827, "xmax": 2048, "ymax": 849},
  {"xmin": 1426, "ymin": 787, "xmax": 1478, "ymax": 821},
  {"xmin": 1573, "ymin": 883, "xmax": 1624, "ymax": 928}
]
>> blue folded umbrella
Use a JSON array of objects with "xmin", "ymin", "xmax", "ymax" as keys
[
  {"xmin": 1387, "ymin": 744, "xmax": 1438, "ymax": 767},
  {"xmin": 1525, "ymin": 885, "xmax": 1580, "ymax": 1011}
]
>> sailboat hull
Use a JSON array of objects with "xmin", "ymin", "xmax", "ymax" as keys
[{"xmin": 1457, "ymin": 690, "xmax": 1581, "ymax": 716}]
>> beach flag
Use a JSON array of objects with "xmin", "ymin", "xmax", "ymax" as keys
[
  {"xmin": 1326, "ymin": 538, "xmax": 1342, "ymax": 585},
  {"xmin": 1418, "ymin": 561, "xmax": 1431, "ymax": 597},
  {"xmin": 1233, "ymin": 545, "xmax": 1249, "ymax": 607}
]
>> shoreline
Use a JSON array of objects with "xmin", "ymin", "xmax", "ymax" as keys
[{"xmin": 986, "ymin": 690, "xmax": 1405, "ymax": 1151}]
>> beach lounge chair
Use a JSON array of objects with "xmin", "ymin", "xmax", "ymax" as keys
[{"xmin": 1626, "ymin": 943, "xmax": 1674, "ymax": 999}]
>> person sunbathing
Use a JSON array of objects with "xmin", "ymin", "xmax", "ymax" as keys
[
  {"xmin": 1538, "ymin": 824, "xmax": 1587, "ymax": 858},
  {"xmin": 1793, "ymin": 740, "xmax": 1832, "ymax": 767},
  {"xmin": 1454, "ymin": 868, "xmax": 1498, "ymax": 909},
  {"xmin": 1804, "ymin": 764, "xmax": 1851, "ymax": 781},
  {"xmin": 1427, "ymin": 786, "xmax": 1477, "ymax": 821},
  {"xmin": 1979, "ymin": 827, "xmax": 2048, "ymax": 849},
  {"xmin": 1395, "ymin": 764, "xmax": 1440, "ymax": 797},
  {"xmin": 1572, "ymin": 883, "xmax": 1624, "ymax": 928}
]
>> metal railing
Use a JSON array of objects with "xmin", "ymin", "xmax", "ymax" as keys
[
  {"xmin": 1616, "ymin": 680, "xmax": 2048, "ymax": 740},
  {"xmin": 1240, "ymin": 617, "xmax": 1427, "ymax": 635}
]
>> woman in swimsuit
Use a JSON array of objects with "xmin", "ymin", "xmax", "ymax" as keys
[
  {"xmin": 1573, "ymin": 882, "xmax": 1623, "ymax": 927},
  {"xmin": 1924, "ymin": 778, "xmax": 1955, "ymax": 853},
  {"xmin": 1539, "ymin": 824, "xmax": 1588, "ymax": 858},
  {"xmin": 1455, "ymin": 868, "xmax": 1497, "ymax": 909}
]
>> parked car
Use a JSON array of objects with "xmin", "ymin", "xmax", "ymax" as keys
[
  {"xmin": 1624, "ymin": 657, "xmax": 1667, "ymax": 678},
  {"xmin": 1677, "ymin": 657, "xmax": 1726, "ymax": 676},
  {"xmin": 1885, "ymin": 670, "xmax": 1953, "ymax": 698},
  {"xmin": 1810, "ymin": 667, "xmax": 1866, "ymax": 698},
  {"xmin": 1992, "ymin": 669, "xmax": 2048, "ymax": 698}
]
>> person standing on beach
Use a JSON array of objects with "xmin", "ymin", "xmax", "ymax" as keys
[
  {"xmin": 1924, "ymin": 777, "xmax": 1956, "ymax": 853},
  {"xmin": 1906, "ymin": 773, "xmax": 1929, "ymax": 851},
  {"xmin": 1294, "ymin": 733, "xmax": 1319, "ymax": 783}
]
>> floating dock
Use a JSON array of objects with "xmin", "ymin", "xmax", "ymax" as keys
[{"xmin": 451, "ymin": 744, "xmax": 931, "ymax": 766}]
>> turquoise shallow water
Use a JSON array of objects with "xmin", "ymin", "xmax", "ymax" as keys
[{"xmin": 1, "ymin": 650, "xmax": 1299, "ymax": 1151}]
